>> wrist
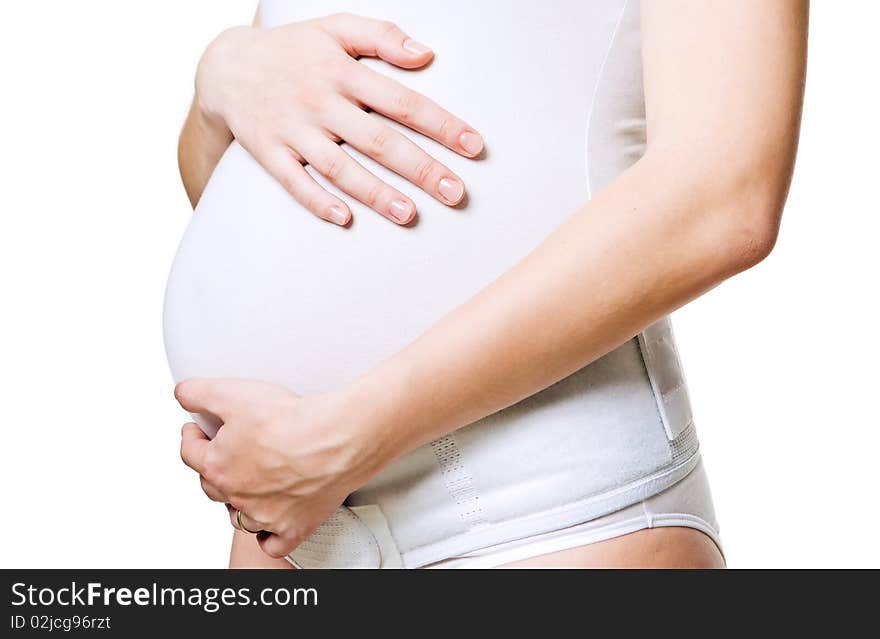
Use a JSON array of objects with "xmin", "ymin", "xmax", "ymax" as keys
[
  {"xmin": 191, "ymin": 90, "xmax": 231, "ymax": 140},
  {"xmin": 194, "ymin": 25, "xmax": 255, "ymax": 134},
  {"xmin": 330, "ymin": 366, "xmax": 417, "ymax": 486}
]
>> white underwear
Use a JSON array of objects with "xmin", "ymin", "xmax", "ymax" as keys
[
  {"xmin": 164, "ymin": 0, "xmax": 721, "ymax": 569},
  {"xmin": 287, "ymin": 457, "xmax": 720, "ymax": 569},
  {"xmin": 428, "ymin": 457, "xmax": 721, "ymax": 568}
]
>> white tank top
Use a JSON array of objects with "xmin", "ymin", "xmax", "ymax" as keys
[{"xmin": 164, "ymin": 0, "xmax": 701, "ymax": 566}]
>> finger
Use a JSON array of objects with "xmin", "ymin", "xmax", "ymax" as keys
[
  {"xmin": 175, "ymin": 378, "xmax": 230, "ymax": 416},
  {"xmin": 227, "ymin": 505, "xmax": 266, "ymax": 535},
  {"xmin": 180, "ymin": 422, "xmax": 210, "ymax": 475},
  {"xmin": 299, "ymin": 134, "xmax": 416, "ymax": 225},
  {"xmin": 342, "ymin": 64, "xmax": 484, "ymax": 158},
  {"xmin": 258, "ymin": 532, "xmax": 298, "ymax": 559},
  {"xmin": 200, "ymin": 475, "xmax": 227, "ymax": 503},
  {"xmin": 326, "ymin": 103, "xmax": 465, "ymax": 206},
  {"xmin": 320, "ymin": 13, "xmax": 433, "ymax": 69},
  {"xmin": 174, "ymin": 377, "xmax": 264, "ymax": 417},
  {"xmin": 260, "ymin": 145, "xmax": 351, "ymax": 226}
]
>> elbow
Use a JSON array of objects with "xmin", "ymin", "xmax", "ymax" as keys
[
  {"xmin": 715, "ymin": 186, "xmax": 783, "ymax": 274},
  {"xmin": 656, "ymin": 151, "xmax": 792, "ymax": 277},
  {"xmin": 642, "ymin": 123, "xmax": 797, "ymax": 277}
]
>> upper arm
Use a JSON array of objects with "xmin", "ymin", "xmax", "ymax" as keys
[{"xmin": 640, "ymin": 0, "xmax": 808, "ymax": 232}]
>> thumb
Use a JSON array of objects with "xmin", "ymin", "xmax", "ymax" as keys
[{"xmin": 322, "ymin": 13, "xmax": 434, "ymax": 69}]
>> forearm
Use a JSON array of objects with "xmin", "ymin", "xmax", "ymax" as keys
[
  {"xmin": 177, "ymin": 8, "xmax": 260, "ymax": 209},
  {"xmin": 345, "ymin": 151, "xmax": 779, "ymax": 466},
  {"xmin": 339, "ymin": 0, "xmax": 807, "ymax": 481},
  {"xmin": 177, "ymin": 99, "xmax": 233, "ymax": 208}
]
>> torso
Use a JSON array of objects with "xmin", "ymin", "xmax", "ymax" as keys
[{"xmin": 164, "ymin": 0, "xmax": 704, "ymax": 567}]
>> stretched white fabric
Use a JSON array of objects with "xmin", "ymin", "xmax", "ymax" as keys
[{"xmin": 164, "ymin": 0, "xmax": 714, "ymax": 568}]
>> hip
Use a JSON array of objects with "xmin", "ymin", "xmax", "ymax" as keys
[{"xmin": 290, "ymin": 336, "xmax": 703, "ymax": 568}]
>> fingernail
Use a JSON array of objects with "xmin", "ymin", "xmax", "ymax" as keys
[
  {"xmin": 389, "ymin": 199, "xmax": 414, "ymax": 223},
  {"xmin": 403, "ymin": 39, "xmax": 432, "ymax": 55},
  {"xmin": 327, "ymin": 205, "xmax": 349, "ymax": 225},
  {"xmin": 459, "ymin": 131, "xmax": 484, "ymax": 156},
  {"xmin": 438, "ymin": 177, "xmax": 464, "ymax": 204}
]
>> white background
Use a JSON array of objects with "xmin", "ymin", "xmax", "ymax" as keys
[{"xmin": 0, "ymin": 2, "xmax": 877, "ymax": 568}]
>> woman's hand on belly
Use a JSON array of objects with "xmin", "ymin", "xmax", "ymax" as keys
[
  {"xmin": 175, "ymin": 377, "xmax": 381, "ymax": 559},
  {"xmin": 195, "ymin": 13, "xmax": 483, "ymax": 225}
]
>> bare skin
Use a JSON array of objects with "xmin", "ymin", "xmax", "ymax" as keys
[
  {"xmin": 178, "ymin": 1, "xmax": 807, "ymax": 568},
  {"xmin": 230, "ymin": 529, "xmax": 289, "ymax": 569},
  {"xmin": 180, "ymin": 10, "xmax": 482, "ymax": 221},
  {"xmin": 228, "ymin": 526, "xmax": 724, "ymax": 569},
  {"xmin": 502, "ymin": 528, "xmax": 724, "ymax": 569}
]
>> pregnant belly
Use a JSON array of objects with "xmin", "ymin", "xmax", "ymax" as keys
[
  {"xmin": 160, "ymin": 2, "xmax": 690, "ymax": 564},
  {"xmin": 163, "ymin": 139, "xmax": 675, "ymax": 564},
  {"xmin": 164, "ymin": 124, "xmax": 589, "ymax": 397}
]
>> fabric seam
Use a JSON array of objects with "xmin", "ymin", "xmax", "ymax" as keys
[
  {"xmin": 584, "ymin": 0, "xmax": 630, "ymax": 200},
  {"xmin": 402, "ymin": 450, "xmax": 701, "ymax": 567}
]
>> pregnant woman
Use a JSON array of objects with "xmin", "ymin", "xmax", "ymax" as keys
[{"xmin": 166, "ymin": 0, "xmax": 808, "ymax": 568}]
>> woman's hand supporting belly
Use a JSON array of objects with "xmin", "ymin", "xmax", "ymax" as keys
[
  {"xmin": 176, "ymin": 380, "xmax": 373, "ymax": 559},
  {"xmin": 180, "ymin": 11, "xmax": 483, "ymax": 223},
  {"xmin": 174, "ymin": 0, "xmax": 807, "ymax": 561}
]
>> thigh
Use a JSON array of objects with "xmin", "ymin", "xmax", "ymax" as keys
[
  {"xmin": 229, "ymin": 530, "xmax": 295, "ymax": 569},
  {"xmin": 498, "ymin": 527, "xmax": 725, "ymax": 569}
]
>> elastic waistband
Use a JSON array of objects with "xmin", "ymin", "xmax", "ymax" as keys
[{"xmin": 289, "ymin": 449, "xmax": 702, "ymax": 569}]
